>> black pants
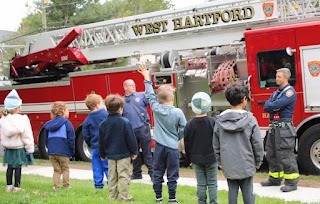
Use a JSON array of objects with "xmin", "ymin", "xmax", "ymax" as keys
[
  {"xmin": 6, "ymin": 165, "xmax": 22, "ymax": 187},
  {"xmin": 153, "ymin": 143, "xmax": 179, "ymax": 199},
  {"xmin": 266, "ymin": 123, "xmax": 299, "ymax": 185},
  {"xmin": 132, "ymin": 124, "xmax": 153, "ymax": 178}
]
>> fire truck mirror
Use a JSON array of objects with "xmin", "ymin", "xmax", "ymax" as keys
[{"xmin": 286, "ymin": 47, "xmax": 296, "ymax": 56}]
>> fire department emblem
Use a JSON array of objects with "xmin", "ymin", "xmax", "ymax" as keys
[
  {"xmin": 135, "ymin": 97, "xmax": 141, "ymax": 103},
  {"xmin": 307, "ymin": 61, "xmax": 320, "ymax": 77},
  {"xmin": 262, "ymin": 2, "xmax": 274, "ymax": 17}
]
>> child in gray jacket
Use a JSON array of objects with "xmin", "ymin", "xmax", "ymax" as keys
[{"xmin": 213, "ymin": 83, "xmax": 264, "ymax": 204}]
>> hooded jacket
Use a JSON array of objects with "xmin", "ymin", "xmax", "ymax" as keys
[
  {"xmin": 213, "ymin": 110, "xmax": 264, "ymax": 179},
  {"xmin": 0, "ymin": 114, "xmax": 34, "ymax": 153},
  {"xmin": 44, "ymin": 116, "xmax": 75, "ymax": 157}
]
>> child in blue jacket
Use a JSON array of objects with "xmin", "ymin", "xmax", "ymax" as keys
[
  {"xmin": 44, "ymin": 101, "xmax": 75, "ymax": 191},
  {"xmin": 82, "ymin": 93, "xmax": 109, "ymax": 189}
]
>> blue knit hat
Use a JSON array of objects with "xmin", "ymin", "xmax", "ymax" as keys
[
  {"xmin": 191, "ymin": 92, "xmax": 212, "ymax": 114},
  {"xmin": 4, "ymin": 89, "xmax": 22, "ymax": 110}
]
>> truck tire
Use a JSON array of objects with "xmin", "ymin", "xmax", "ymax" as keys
[
  {"xmin": 76, "ymin": 132, "xmax": 92, "ymax": 162},
  {"xmin": 297, "ymin": 124, "xmax": 320, "ymax": 175},
  {"xmin": 38, "ymin": 131, "xmax": 49, "ymax": 159}
]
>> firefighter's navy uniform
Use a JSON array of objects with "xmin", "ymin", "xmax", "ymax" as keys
[{"xmin": 262, "ymin": 84, "xmax": 299, "ymax": 192}]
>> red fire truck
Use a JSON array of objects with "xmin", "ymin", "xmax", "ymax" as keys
[{"xmin": 1, "ymin": 0, "xmax": 320, "ymax": 174}]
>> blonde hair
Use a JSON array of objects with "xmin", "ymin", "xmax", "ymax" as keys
[
  {"xmin": 85, "ymin": 94, "xmax": 103, "ymax": 111},
  {"xmin": 0, "ymin": 107, "xmax": 20, "ymax": 116},
  {"xmin": 51, "ymin": 101, "xmax": 68, "ymax": 118},
  {"xmin": 156, "ymin": 85, "xmax": 175, "ymax": 104},
  {"xmin": 105, "ymin": 94, "xmax": 124, "ymax": 115}
]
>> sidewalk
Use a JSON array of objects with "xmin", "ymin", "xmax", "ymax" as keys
[{"xmin": 0, "ymin": 165, "xmax": 319, "ymax": 203}]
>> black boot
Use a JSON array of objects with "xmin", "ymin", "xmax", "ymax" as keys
[
  {"xmin": 280, "ymin": 185, "xmax": 297, "ymax": 192},
  {"xmin": 260, "ymin": 180, "xmax": 281, "ymax": 186}
]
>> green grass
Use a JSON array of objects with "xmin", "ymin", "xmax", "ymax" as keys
[{"xmin": 0, "ymin": 172, "xmax": 308, "ymax": 204}]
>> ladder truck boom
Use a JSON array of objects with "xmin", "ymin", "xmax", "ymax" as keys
[{"xmin": 9, "ymin": 0, "xmax": 319, "ymax": 83}]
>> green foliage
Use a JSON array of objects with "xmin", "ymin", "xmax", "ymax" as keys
[
  {"xmin": 46, "ymin": 0, "xmax": 91, "ymax": 28},
  {"xmin": 20, "ymin": 0, "xmax": 172, "ymax": 32},
  {"xmin": 0, "ymin": 172, "xmax": 307, "ymax": 204}
]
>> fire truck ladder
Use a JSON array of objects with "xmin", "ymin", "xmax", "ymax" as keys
[
  {"xmin": 23, "ymin": 0, "xmax": 320, "ymax": 60},
  {"xmin": 11, "ymin": 0, "xmax": 320, "ymax": 83}
]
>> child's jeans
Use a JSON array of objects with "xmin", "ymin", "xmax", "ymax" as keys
[
  {"xmin": 194, "ymin": 162, "xmax": 218, "ymax": 204},
  {"xmin": 108, "ymin": 157, "xmax": 132, "ymax": 201},
  {"xmin": 227, "ymin": 176, "xmax": 255, "ymax": 204},
  {"xmin": 91, "ymin": 148, "xmax": 108, "ymax": 188},
  {"xmin": 153, "ymin": 143, "xmax": 179, "ymax": 200},
  {"xmin": 49, "ymin": 155, "xmax": 70, "ymax": 188}
]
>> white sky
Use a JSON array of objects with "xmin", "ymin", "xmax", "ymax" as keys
[{"xmin": 0, "ymin": 0, "xmax": 205, "ymax": 31}]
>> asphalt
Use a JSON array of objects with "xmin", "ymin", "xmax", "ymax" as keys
[{"xmin": 0, "ymin": 165, "xmax": 319, "ymax": 203}]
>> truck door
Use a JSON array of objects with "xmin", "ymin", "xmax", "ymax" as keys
[
  {"xmin": 246, "ymin": 30, "xmax": 297, "ymax": 128},
  {"xmin": 300, "ymin": 45, "xmax": 320, "ymax": 110}
]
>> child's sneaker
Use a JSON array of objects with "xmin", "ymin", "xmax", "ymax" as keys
[
  {"xmin": 5, "ymin": 185, "xmax": 13, "ymax": 192},
  {"xmin": 13, "ymin": 187, "xmax": 24, "ymax": 192},
  {"xmin": 53, "ymin": 187, "xmax": 60, "ymax": 192},
  {"xmin": 168, "ymin": 198, "xmax": 180, "ymax": 204},
  {"xmin": 155, "ymin": 197, "xmax": 163, "ymax": 203}
]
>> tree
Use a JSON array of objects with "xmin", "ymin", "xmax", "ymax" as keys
[
  {"xmin": 46, "ymin": 0, "xmax": 93, "ymax": 28},
  {"xmin": 70, "ymin": 0, "xmax": 172, "ymax": 26}
]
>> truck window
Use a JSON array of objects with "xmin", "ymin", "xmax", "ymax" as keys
[{"xmin": 257, "ymin": 50, "xmax": 296, "ymax": 88}]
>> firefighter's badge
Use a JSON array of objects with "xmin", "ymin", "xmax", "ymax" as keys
[
  {"xmin": 286, "ymin": 90, "xmax": 294, "ymax": 97},
  {"xmin": 262, "ymin": 2, "xmax": 274, "ymax": 17},
  {"xmin": 307, "ymin": 61, "xmax": 320, "ymax": 77}
]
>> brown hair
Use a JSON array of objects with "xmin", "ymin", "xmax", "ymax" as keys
[
  {"xmin": 85, "ymin": 94, "xmax": 103, "ymax": 111},
  {"xmin": 156, "ymin": 85, "xmax": 175, "ymax": 104},
  {"xmin": 105, "ymin": 94, "xmax": 124, "ymax": 115},
  {"xmin": 51, "ymin": 101, "xmax": 68, "ymax": 118}
]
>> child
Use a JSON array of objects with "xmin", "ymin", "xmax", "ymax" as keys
[
  {"xmin": 138, "ymin": 64, "xmax": 187, "ymax": 204},
  {"xmin": 184, "ymin": 92, "xmax": 218, "ymax": 204},
  {"xmin": 99, "ymin": 94, "xmax": 138, "ymax": 201},
  {"xmin": 44, "ymin": 101, "xmax": 75, "ymax": 191},
  {"xmin": 0, "ymin": 89, "xmax": 34, "ymax": 192},
  {"xmin": 213, "ymin": 83, "xmax": 264, "ymax": 204},
  {"xmin": 82, "ymin": 93, "xmax": 109, "ymax": 189}
]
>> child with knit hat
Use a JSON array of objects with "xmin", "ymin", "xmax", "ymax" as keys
[
  {"xmin": 184, "ymin": 92, "xmax": 218, "ymax": 204},
  {"xmin": 0, "ymin": 89, "xmax": 35, "ymax": 192}
]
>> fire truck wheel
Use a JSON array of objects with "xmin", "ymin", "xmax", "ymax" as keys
[
  {"xmin": 76, "ymin": 131, "xmax": 92, "ymax": 162},
  {"xmin": 297, "ymin": 124, "xmax": 320, "ymax": 175},
  {"xmin": 38, "ymin": 131, "xmax": 49, "ymax": 159}
]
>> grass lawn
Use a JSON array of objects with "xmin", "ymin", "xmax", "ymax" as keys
[{"xmin": 0, "ymin": 172, "xmax": 308, "ymax": 204}]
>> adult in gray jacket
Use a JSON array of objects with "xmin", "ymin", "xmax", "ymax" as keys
[{"xmin": 213, "ymin": 83, "xmax": 264, "ymax": 204}]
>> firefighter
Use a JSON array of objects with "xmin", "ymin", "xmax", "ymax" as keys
[
  {"xmin": 261, "ymin": 68, "xmax": 299, "ymax": 192},
  {"xmin": 122, "ymin": 79, "xmax": 153, "ymax": 181}
]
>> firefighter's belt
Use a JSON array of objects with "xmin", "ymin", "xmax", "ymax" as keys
[{"xmin": 270, "ymin": 119, "xmax": 293, "ymax": 128}]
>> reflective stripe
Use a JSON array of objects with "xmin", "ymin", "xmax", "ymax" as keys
[
  {"xmin": 269, "ymin": 171, "xmax": 284, "ymax": 178},
  {"xmin": 284, "ymin": 173, "xmax": 300, "ymax": 180}
]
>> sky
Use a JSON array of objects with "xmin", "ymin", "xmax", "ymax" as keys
[{"xmin": 0, "ymin": 0, "xmax": 205, "ymax": 31}]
